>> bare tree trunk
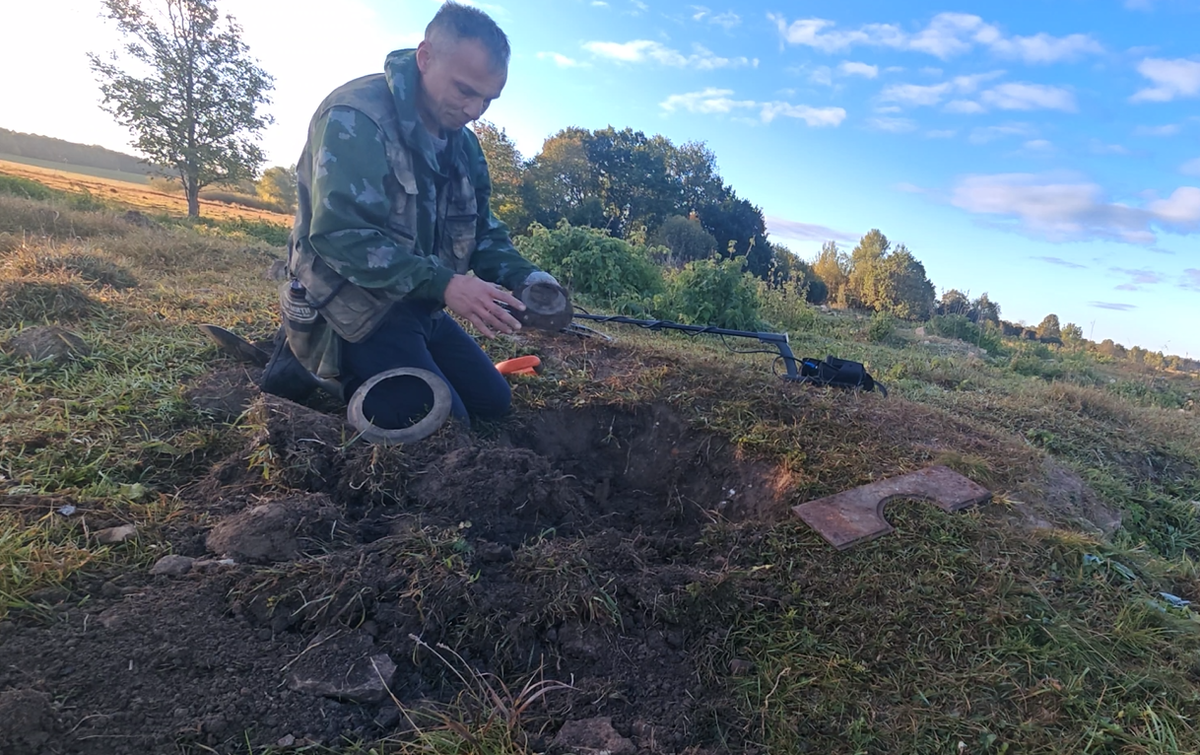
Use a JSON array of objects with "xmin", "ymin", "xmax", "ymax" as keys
[{"xmin": 185, "ymin": 175, "xmax": 200, "ymax": 218}]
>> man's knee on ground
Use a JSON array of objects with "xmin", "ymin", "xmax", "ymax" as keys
[{"xmin": 465, "ymin": 375, "xmax": 512, "ymax": 421}]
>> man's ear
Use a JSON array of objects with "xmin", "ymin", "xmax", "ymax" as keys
[{"xmin": 415, "ymin": 39, "xmax": 432, "ymax": 73}]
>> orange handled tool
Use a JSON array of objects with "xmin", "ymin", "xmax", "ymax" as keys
[{"xmin": 494, "ymin": 355, "xmax": 541, "ymax": 377}]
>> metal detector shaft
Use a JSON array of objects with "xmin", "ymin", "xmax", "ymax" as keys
[{"xmin": 570, "ymin": 313, "xmax": 802, "ymax": 379}]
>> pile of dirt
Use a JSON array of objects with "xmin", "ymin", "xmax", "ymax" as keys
[{"xmin": 0, "ymin": 392, "xmax": 792, "ymax": 754}]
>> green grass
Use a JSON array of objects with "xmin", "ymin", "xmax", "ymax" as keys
[{"xmin": 3, "ymin": 177, "xmax": 1200, "ymax": 754}]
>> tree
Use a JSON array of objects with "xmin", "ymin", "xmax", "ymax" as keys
[
  {"xmin": 770, "ymin": 245, "xmax": 828, "ymax": 304},
  {"xmin": 256, "ymin": 165, "xmax": 296, "ymax": 214},
  {"xmin": 1036, "ymin": 313, "xmax": 1061, "ymax": 342},
  {"xmin": 473, "ymin": 121, "xmax": 528, "ymax": 232},
  {"xmin": 89, "ymin": 0, "xmax": 274, "ymax": 218},
  {"xmin": 1097, "ymin": 339, "xmax": 1126, "ymax": 359},
  {"xmin": 522, "ymin": 128, "xmax": 603, "ymax": 230},
  {"xmin": 812, "ymin": 241, "xmax": 849, "ymax": 306},
  {"xmin": 1061, "ymin": 322, "xmax": 1084, "ymax": 349},
  {"xmin": 844, "ymin": 229, "xmax": 890, "ymax": 309},
  {"xmin": 650, "ymin": 215, "xmax": 718, "ymax": 266},
  {"xmin": 972, "ymin": 293, "xmax": 1001, "ymax": 325},
  {"xmin": 939, "ymin": 289, "xmax": 971, "ymax": 316}
]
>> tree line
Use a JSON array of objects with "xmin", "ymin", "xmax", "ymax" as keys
[{"xmin": 76, "ymin": 0, "xmax": 1198, "ymax": 373}]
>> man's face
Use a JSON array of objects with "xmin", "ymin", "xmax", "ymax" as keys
[{"xmin": 415, "ymin": 37, "xmax": 507, "ymax": 132}]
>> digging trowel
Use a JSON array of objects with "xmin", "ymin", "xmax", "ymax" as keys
[
  {"xmin": 198, "ymin": 323, "xmax": 342, "ymax": 398},
  {"xmin": 198, "ymin": 323, "xmax": 270, "ymax": 367}
]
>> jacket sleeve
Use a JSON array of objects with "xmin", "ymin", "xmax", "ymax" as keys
[
  {"xmin": 461, "ymin": 128, "xmax": 539, "ymax": 291},
  {"xmin": 307, "ymin": 107, "xmax": 455, "ymax": 302}
]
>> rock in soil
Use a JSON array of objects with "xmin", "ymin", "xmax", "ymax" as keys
[
  {"xmin": 286, "ymin": 630, "xmax": 396, "ymax": 704},
  {"xmin": 0, "ymin": 689, "xmax": 59, "ymax": 755},
  {"xmin": 150, "ymin": 554, "xmax": 195, "ymax": 577},
  {"xmin": 95, "ymin": 524, "xmax": 137, "ymax": 544},
  {"xmin": 6, "ymin": 325, "xmax": 90, "ymax": 362},
  {"xmin": 552, "ymin": 716, "xmax": 636, "ymax": 755},
  {"xmin": 206, "ymin": 494, "xmax": 341, "ymax": 563}
]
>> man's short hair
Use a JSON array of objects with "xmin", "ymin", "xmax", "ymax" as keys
[{"xmin": 426, "ymin": 2, "xmax": 511, "ymax": 71}]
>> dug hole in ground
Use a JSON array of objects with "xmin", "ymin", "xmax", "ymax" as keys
[{"xmin": 0, "ymin": 331, "xmax": 1134, "ymax": 755}]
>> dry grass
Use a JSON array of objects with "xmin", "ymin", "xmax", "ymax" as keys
[{"xmin": 0, "ymin": 158, "xmax": 292, "ymax": 224}]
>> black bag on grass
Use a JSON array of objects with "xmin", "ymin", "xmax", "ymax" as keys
[{"xmin": 799, "ymin": 355, "xmax": 888, "ymax": 397}]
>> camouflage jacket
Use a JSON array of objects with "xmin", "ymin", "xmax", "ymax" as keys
[{"xmin": 284, "ymin": 49, "xmax": 537, "ymax": 378}]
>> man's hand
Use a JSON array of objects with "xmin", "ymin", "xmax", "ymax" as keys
[{"xmin": 443, "ymin": 274, "xmax": 524, "ymax": 338}]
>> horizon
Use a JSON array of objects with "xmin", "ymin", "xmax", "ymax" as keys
[{"xmin": 3, "ymin": 0, "xmax": 1198, "ymax": 357}]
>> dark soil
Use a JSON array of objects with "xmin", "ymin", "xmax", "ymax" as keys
[{"xmin": 0, "ymin": 386, "xmax": 794, "ymax": 754}]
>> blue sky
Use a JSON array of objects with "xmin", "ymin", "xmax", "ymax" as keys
[{"xmin": 4, "ymin": 0, "xmax": 1199, "ymax": 356}]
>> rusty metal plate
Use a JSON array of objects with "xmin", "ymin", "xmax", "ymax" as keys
[{"xmin": 793, "ymin": 465, "xmax": 992, "ymax": 550}]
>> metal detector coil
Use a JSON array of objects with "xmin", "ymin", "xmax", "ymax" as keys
[{"xmin": 346, "ymin": 367, "xmax": 453, "ymax": 445}]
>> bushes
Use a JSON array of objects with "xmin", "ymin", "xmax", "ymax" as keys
[
  {"xmin": 655, "ymin": 258, "xmax": 761, "ymax": 330},
  {"xmin": 927, "ymin": 314, "xmax": 1005, "ymax": 355},
  {"xmin": 757, "ymin": 281, "xmax": 817, "ymax": 332},
  {"xmin": 867, "ymin": 311, "xmax": 896, "ymax": 343},
  {"xmin": 516, "ymin": 221, "xmax": 663, "ymax": 309},
  {"xmin": 516, "ymin": 221, "xmax": 770, "ymax": 330}
]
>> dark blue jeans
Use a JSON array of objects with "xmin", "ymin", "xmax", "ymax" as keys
[{"xmin": 340, "ymin": 301, "xmax": 511, "ymax": 429}]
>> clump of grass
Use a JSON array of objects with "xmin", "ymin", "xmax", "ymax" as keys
[
  {"xmin": 0, "ymin": 493, "xmax": 177, "ymax": 619},
  {"xmin": 0, "ymin": 280, "xmax": 103, "ymax": 327},
  {"xmin": 359, "ymin": 635, "xmax": 573, "ymax": 755},
  {"xmin": 34, "ymin": 253, "xmax": 138, "ymax": 289}
]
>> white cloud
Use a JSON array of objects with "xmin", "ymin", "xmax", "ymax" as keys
[
  {"xmin": 1183, "ymin": 269, "xmax": 1200, "ymax": 292},
  {"xmin": 1148, "ymin": 187, "xmax": 1200, "ymax": 228},
  {"xmin": 1131, "ymin": 58, "xmax": 1200, "ymax": 102},
  {"xmin": 1022, "ymin": 139, "xmax": 1055, "ymax": 151},
  {"xmin": 1134, "ymin": 124, "xmax": 1182, "ymax": 136},
  {"xmin": 660, "ymin": 89, "xmax": 846, "ymax": 127},
  {"xmin": 760, "ymin": 102, "xmax": 847, "ymax": 126},
  {"xmin": 980, "ymin": 82, "xmax": 1077, "ymax": 112},
  {"xmin": 879, "ymin": 71, "xmax": 1003, "ymax": 107},
  {"xmin": 969, "ymin": 123, "xmax": 1037, "ymax": 144},
  {"xmin": 710, "ymin": 11, "xmax": 741, "ymax": 29},
  {"xmin": 949, "ymin": 172, "xmax": 1200, "ymax": 244},
  {"xmin": 926, "ymin": 129, "xmax": 957, "ymax": 138},
  {"xmin": 839, "ymin": 61, "xmax": 879, "ymax": 78},
  {"xmin": 537, "ymin": 51, "xmax": 589, "ymax": 68},
  {"xmin": 1181, "ymin": 158, "xmax": 1200, "ymax": 176},
  {"xmin": 875, "ymin": 105, "xmax": 904, "ymax": 114},
  {"xmin": 768, "ymin": 12, "xmax": 1102, "ymax": 63},
  {"xmin": 660, "ymin": 87, "xmax": 755, "ymax": 114},
  {"xmin": 583, "ymin": 39, "xmax": 753, "ymax": 70},
  {"xmin": 989, "ymin": 33, "xmax": 1104, "ymax": 64},
  {"xmin": 810, "ymin": 66, "xmax": 833, "ymax": 86},
  {"xmin": 880, "ymin": 82, "xmax": 952, "ymax": 106},
  {"xmin": 944, "ymin": 99, "xmax": 985, "ymax": 114},
  {"xmin": 765, "ymin": 216, "xmax": 857, "ymax": 242},
  {"xmin": 1091, "ymin": 140, "xmax": 1132, "ymax": 156},
  {"xmin": 691, "ymin": 3, "xmax": 739, "ymax": 26},
  {"xmin": 868, "ymin": 117, "xmax": 918, "ymax": 133}
]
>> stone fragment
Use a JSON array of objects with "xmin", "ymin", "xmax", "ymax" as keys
[
  {"xmin": 150, "ymin": 555, "xmax": 195, "ymax": 576},
  {"xmin": 95, "ymin": 524, "xmax": 137, "ymax": 545},
  {"xmin": 552, "ymin": 717, "xmax": 636, "ymax": 755}
]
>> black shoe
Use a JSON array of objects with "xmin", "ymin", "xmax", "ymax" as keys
[{"xmin": 259, "ymin": 328, "xmax": 320, "ymax": 402}]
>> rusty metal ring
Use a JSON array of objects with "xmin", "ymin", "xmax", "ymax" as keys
[{"xmin": 346, "ymin": 367, "xmax": 452, "ymax": 445}]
